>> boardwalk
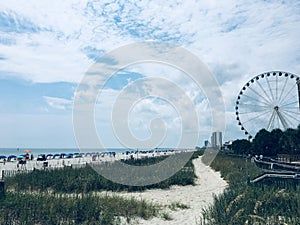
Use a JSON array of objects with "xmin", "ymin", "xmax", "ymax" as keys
[
  {"xmin": 254, "ymin": 157, "xmax": 300, "ymax": 172},
  {"xmin": 252, "ymin": 157, "xmax": 300, "ymax": 183},
  {"xmin": 251, "ymin": 173, "xmax": 300, "ymax": 184}
]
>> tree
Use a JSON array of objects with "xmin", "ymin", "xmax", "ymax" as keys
[
  {"xmin": 252, "ymin": 129, "xmax": 274, "ymax": 156},
  {"xmin": 270, "ymin": 129, "xmax": 283, "ymax": 155},
  {"xmin": 279, "ymin": 128, "xmax": 299, "ymax": 154},
  {"xmin": 232, "ymin": 139, "xmax": 252, "ymax": 155}
]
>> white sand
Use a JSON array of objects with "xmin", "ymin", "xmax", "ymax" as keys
[{"xmin": 114, "ymin": 156, "xmax": 228, "ymax": 225}]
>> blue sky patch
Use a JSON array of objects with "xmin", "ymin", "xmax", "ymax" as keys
[
  {"xmin": 104, "ymin": 71, "xmax": 144, "ymax": 90},
  {"xmin": 0, "ymin": 77, "xmax": 76, "ymax": 114},
  {"xmin": 0, "ymin": 11, "xmax": 41, "ymax": 34},
  {"xmin": 81, "ymin": 46, "xmax": 104, "ymax": 61}
]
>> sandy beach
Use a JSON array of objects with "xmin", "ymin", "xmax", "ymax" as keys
[
  {"xmin": 0, "ymin": 152, "xmax": 227, "ymax": 225},
  {"xmin": 106, "ymin": 156, "xmax": 228, "ymax": 225}
]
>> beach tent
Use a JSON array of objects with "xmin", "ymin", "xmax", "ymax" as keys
[
  {"xmin": 0, "ymin": 156, "xmax": 7, "ymax": 163},
  {"xmin": 53, "ymin": 154, "xmax": 60, "ymax": 159},
  {"xmin": 7, "ymin": 155, "xmax": 17, "ymax": 161},
  {"xmin": 73, "ymin": 153, "xmax": 82, "ymax": 158},
  {"xmin": 46, "ymin": 154, "xmax": 53, "ymax": 159}
]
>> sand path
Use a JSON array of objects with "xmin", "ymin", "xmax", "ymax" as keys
[{"xmin": 117, "ymin": 156, "xmax": 228, "ymax": 225}]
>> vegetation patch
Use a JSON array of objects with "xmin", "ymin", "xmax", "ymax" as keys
[
  {"xmin": 199, "ymin": 153, "xmax": 300, "ymax": 225},
  {"xmin": 168, "ymin": 201, "xmax": 190, "ymax": 211},
  {"xmin": 231, "ymin": 126, "xmax": 300, "ymax": 156},
  {"xmin": 0, "ymin": 191, "xmax": 160, "ymax": 225},
  {"xmin": 6, "ymin": 151, "xmax": 202, "ymax": 193},
  {"xmin": 1, "ymin": 150, "xmax": 204, "ymax": 224}
]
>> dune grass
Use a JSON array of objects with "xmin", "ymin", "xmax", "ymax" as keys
[
  {"xmin": 1, "ymin": 150, "xmax": 204, "ymax": 225},
  {"xmin": 199, "ymin": 153, "xmax": 300, "ymax": 225},
  {"xmin": 0, "ymin": 191, "xmax": 160, "ymax": 225},
  {"xmin": 5, "ymin": 152, "xmax": 201, "ymax": 193}
]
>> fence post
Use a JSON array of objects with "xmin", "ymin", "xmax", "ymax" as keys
[{"xmin": 0, "ymin": 180, "xmax": 5, "ymax": 197}]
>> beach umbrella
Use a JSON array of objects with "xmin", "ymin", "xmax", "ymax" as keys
[
  {"xmin": 0, "ymin": 155, "xmax": 7, "ymax": 159},
  {"xmin": 24, "ymin": 149, "xmax": 31, "ymax": 153},
  {"xmin": 8, "ymin": 155, "xmax": 17, "ymax": 158},
  {"xmin": 17, "ymin": 155, "xmax": 25, "ymax": 159},
  {"xmin": 53, "ymin": 154, "xmax": 60, "ymax": 158},
  {"xmin": 65, "ymin": 153, "xmax": 73, "ymax": 158}
]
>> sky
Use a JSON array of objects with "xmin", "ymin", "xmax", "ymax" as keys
[{"xmin": 0, "ymin": 0, "xmax": 300, "ymax": 148}]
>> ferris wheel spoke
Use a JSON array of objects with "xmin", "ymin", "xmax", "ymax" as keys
[
  {"xmin": 278, "ymin": 76, "xmax": 289, "ymax": 104},
  {"xmin": 282, "ymin": 107, "xmax": 300, "ymax": 111},
  {"xmin": 278, "ymin": 110, "xmax": 300, "ymax": 126},
  {"xmin": 239, "ymin": 108, "xmax": 270, "ymax": 115},
  {"xmin": 283, "ymin": 110, "xmax": 300, "ymax": 122},
  {"xmin": 256, "ymin": 79, "xmax": 273, "ymax": 103},
  {"xmin": 248, "ymin": 86, "xmax": 272, "ymax": 105},
  {"xmin": 281, "ymin": 100, "xmax": 299, "ymax": 108},
  {"xmin": 280, "ymin": 108, "xmax": 300, "ymax": 116},
  {"xmin": 280, "ymin": 94, "xmax": 298, "ymax": 108},
  {"xmin": 279, "ymin": 82, "xmax": 297, "ymax": 106},
  {"xmin": 266, "ymin": 75, "xmax": 275, "ymax": 102},
  {"xmin": 242, "ymin": 94, "xmax": 271, "ymax": 107},
  {"xmin": 242, "ymin": 110, "xmax": 271, "ymax": 124},
  {"xmin": 239, "ymin": 103, "xmax": 270, "ymax": 108}
]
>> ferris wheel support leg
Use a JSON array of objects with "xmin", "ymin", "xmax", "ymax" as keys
[
  {"xmin": 276, "ymin": 109, "xmax": 289, "ymax": 130},
  {"xmin": 267, "ymin": 109, "xmax": 276, "ymax": 131}
]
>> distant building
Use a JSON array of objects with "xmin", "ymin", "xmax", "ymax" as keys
[
  {"xmin": 211, "ymin": 131, "xmax": 222, "ymax": 149},
  {"xmin": 223, "ymin": 141, "xmax": 232, "ymax": 151},
  {"xmin": 204, "ymin": 140, "xmax": 210, "ymax": 147}
]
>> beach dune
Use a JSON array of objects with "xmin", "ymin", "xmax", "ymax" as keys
[{"xmin": 116, "ymin": 156, "xmax": 228, "ymax": 225}]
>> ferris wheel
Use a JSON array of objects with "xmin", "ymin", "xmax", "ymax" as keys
[{"xmin": 235, "ymin": 71, "xmax": 300, "ymax": 140}]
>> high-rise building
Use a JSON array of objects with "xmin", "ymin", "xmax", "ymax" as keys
[
  {"xmin": 211, "ymin": 131, "xmax": 222, "ymax": 149},
  {"xmin": 204, "ymin": 140, "xmax": 210, "ymax": 147}
]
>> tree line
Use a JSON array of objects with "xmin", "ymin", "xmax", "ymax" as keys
[{"xmin": 231, "ymin": 125, "xmax": 300, "ymax": 156}]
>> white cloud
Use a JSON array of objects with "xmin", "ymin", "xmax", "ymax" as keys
[
  {"xmin": 1, "ymin": 0, "xmax": 300, "ymax": 147},
  {"xmin": 43, "ymin": 96, "xmax": 73, "ymax": 110}
]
